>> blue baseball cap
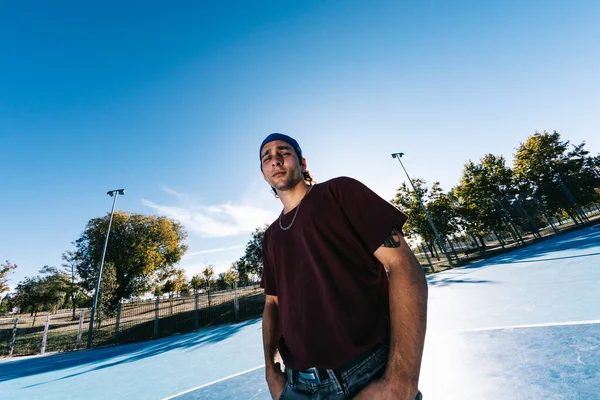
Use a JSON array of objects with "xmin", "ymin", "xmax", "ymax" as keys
[{"xmin": 259, "ymin": 133, "xmax": 302, "ymax": 165}]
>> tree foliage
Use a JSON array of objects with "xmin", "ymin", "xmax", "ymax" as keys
[
  {"xmin": 13, "ymin": 266, "xmax": 70, "ymax": 316},
  {"xmin": 453, "ymin": 154, "xmax": 515, "ymax": 237},
  {"xmin": 61, "ymin": 251, "xmax": 83, "ymax": 319},
  {"xmin": 0, "ymin": 260, "xmax": 17, "ymax": 297},
  {"xmin": 514, "ymin": 130, "xmax": 600, "ymax": 221},
  {"xmin": 162, "ymin": 268, "xmax": 188, "ymax": 298},
  {"xmin": 190, "ymin": 274, "xmax": 204, "ymax": 295},
  {"xmin": 391, "ymin": 179, "xmax": 459, "ymax": 257},
  {"xmin": 179, "ymin": 283, "xmax": 191, "ymax": 297},
  {"xmin": 234, "ymin": 225, "xmax": 268, "ymax": 282},
  {"xmin": 215, "ymin": 273, "xmax": 228, "ymax": 291},
  {"xmin": 73, "ymin": 212, "xmax": 188, "ymax": 312},
  {"xmin": 201, "ymin": 265, "xmax": 215, "ymax": 290},
  {"xmin": 224, "ymin": 267, "xmax": 238, "ymax": 289}
]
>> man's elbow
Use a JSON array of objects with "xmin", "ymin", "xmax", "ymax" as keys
[{"xmin": 264, "ymin": 295, "xmax": 279, "ymax": 313}]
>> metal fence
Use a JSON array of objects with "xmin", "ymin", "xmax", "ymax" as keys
[
  {"xmin": 0, "ymin": 284, "xmax": 265, "ymax": 358},
  {"xmin": 412, "ymin": 205, "xmax": 600, "ymax": 273},
  {"xmin": 2, "ymin": 206, "xmax": 599, "ymax": 358}
]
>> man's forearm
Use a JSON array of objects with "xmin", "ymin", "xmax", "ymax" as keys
[
  {"xmin": 385, "ymin": 256, "xmax": 428, "ymax": 390},
  {"xmin": 262, "ymin": 300, "xmax": 281, "ymax": 370}
]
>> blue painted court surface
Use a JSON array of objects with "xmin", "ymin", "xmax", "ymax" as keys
[{"xmin": 2, "ymin": 226, "xmax": 600, "ymax": 399}]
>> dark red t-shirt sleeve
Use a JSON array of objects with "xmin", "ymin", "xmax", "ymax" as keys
[
  {"xmin": 260, "ymin": 231, "xmax": 277, "ymax": 296},
  {"xmin": 330, "ymin": 177, "xmax": 408, "ymax": 254}
]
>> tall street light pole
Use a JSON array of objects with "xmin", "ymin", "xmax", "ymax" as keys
[
  {"xmin": 87, "ymin": 189, "xmax": 125, "ymax": 349},
  {"xmin": 391, "ymin": 153, "xmax": 454, "ymax": 267}
]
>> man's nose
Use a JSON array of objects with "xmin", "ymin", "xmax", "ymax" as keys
[{"xmin": 271, "ymin": 154, "xmax": 283, "ymax": 166}]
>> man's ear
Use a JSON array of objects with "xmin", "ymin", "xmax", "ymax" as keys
[{"xmin": 301, "ymin": 157, "xmax": 307, "ymax": 171}]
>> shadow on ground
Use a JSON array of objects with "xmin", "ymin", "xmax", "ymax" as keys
[
  {"xmin": 426, "ymin": 226, "xmax": 600, "ymax": 286},
  {"xmin": 0, "ymin": 318, "xmax": 261, "ymax": 383},
  {"xmin": 460, "ymin": 226, "xmax": 600, "ymax": 271},
  {"xmin": 427, "ymin": 278, "xmax": 498, "ymax": 287}
]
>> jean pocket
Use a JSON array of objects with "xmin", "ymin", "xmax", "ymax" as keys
[
  {"xmin": 278, "ymin": 381, "xmax": 290, "ymax": 400},
  {"xmin": 344, "ymin": 362, "xmax": 387, "ymax": 396}
]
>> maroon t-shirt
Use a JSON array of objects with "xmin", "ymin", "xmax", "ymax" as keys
[{"xmin": 261, "ymin": 176, "xmax": 408, "ymax": 370}]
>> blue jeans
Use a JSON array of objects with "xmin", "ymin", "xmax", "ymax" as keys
[{"xmin": 278, "ymin": 345, "xmax": 423, "ymax": 399}]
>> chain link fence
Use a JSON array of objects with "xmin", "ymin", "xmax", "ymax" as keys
[
  {"xmin": 411, "ymin": 205, "xmax": 600, "ymax": 273},
  {"xmin": 1, "ymin": 284, "xmax": 264, "ymax": 358},
  {"xmin": 3, "ymin": 205, "xmax": 599, "ymax": 358}
]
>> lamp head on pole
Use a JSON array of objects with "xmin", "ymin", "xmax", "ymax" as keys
[
  {"xmin": 107, "ymin": 189, "xmax": 126, "ymax": 197},
  {"xmin": 391, "ymin": 152, "xmax": 404, "ymax": 159}
]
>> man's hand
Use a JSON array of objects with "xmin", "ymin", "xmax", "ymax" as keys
[
  {"xmin": 353, "ymin": 378, "xmax": 418, "ymax": 400},
  {"xmin": 266, "ymin": 362, "xmax": 287, "ymax": 399}
]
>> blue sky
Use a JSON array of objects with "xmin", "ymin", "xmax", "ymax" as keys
[{"xmin": 2, "ymin": 0, "xmax": 599, "ymax": 290}]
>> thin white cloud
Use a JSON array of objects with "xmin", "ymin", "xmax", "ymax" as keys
[
  {"xmin": 162, "ymin": 186, "xmax": 188, "ymax": 200},
  {"xmin": 183, "ymin": 244, "xmax": 246, "ymax": 258},
  {"xmin": 141, "ymin": 198, "xmax": 276, "ymax": 238}
]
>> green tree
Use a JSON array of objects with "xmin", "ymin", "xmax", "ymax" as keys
[
  {"xmin": 152, "ymin": 283, "xmax": 164, "ymax": 298},
  {"xmin": 453, "ymin": 154, "xmax": 516, "ymax": 243},
  {"xmin": 514, "ymin": 130, "xmax": 600, "ymax": 223},
  {"xmin": 215, "ymin": 273, "xmax": 228, "ymax": 291},
  {"xmin": 161, "ymin": 268, "xmax": 188, "ymax": 314},
  {"xmin": 162, "ymin": 280, "xmax": 176, "ymax": 299},
  {"xmin": 0, "ymin": 294, "xmax": 16, "ymax": 315},
  {"xmin": 0, "ymin": 260, "xmax": 17, "ymax": 300},
  {"xmin": 14, "ymin": 267, "xmax": 70, "ymax": 320},
  {"xmin": 224, "ymin": 267, "xmax": 239, "ymax": 289},
  {"xmin": 179, "ymin": 283, "xmax": 191, "ymax": 297},
  {"xmin": 391, "ymin": 179, "xmax": 459, "ymax": 259},
  {"xmin": 38, "ymin": 265, "xmax": 71, "ymax": 312},
  {"xmin": 73, "ymin": 212, "xmax": 188, "ymax": 314},
  {"xmin": 202, "ymin": 265, "xmax": 216, "ymax": 307},
  {"xmin": 14, "ymin": 276, "xmax": 46, "ymax": 317},
  {"xmin": 427, "ymin": 182, "xmax": 460, "ymax": 239},
  {"xmin": 162, "ymin": 268, "xmax": 187, "ymax": 298},
  {"xmin": 172, "ymin": 269, "xmax": 188, "ymax": 297},
  {"xmin": 235, "ymin": 225, "xmax": 268, "ymax": 282},
  {"xmin": 190, "ymin": 274, "xmax": 204, "ymax": 295},
  {"xmin": 202, "ymin": 265, "xmax": 215, "ymax": 290},
  {"xmin": 61, "ymin": 251, "xmax": 83, "ymax": 319},
  {"xmin": 231, "ymin": 260, "xmax": 251, "ymax": 286}
]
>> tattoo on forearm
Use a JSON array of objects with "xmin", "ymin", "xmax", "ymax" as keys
[{"xmin": 381, "ymin": 226, "xmax": 402, "ymax": 248}]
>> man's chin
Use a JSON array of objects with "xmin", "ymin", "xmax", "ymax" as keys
[
  {"xmin": 272, "ymin": 179, "xmax": 301, "ymax": 192},
  {"xmin": 273, "ymin": 184, "xmax": 293, "ymax": 192}
]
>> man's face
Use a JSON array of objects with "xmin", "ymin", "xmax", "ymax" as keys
[{"xmin": 260, "ymin": 140, "xmax": 306, "ymax": 193}]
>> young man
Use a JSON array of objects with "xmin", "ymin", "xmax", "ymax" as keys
[{"xmin": 259, "ymin": 133, "xmax": 427, "ymax": 400}]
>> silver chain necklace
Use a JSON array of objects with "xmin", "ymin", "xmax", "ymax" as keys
[{"xmin": 279, "ymin": 185, "xmax": 314, "ymax": 231}]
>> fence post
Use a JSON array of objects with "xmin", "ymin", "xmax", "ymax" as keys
[
  {"xmin": 9, "ymin": 318, "xmax": 19, "ymax": 357},
  {"xmin": 430, "ymin": 241, "xmax": 441, "ymax": 261},
  {"xmin": 420, "ymin": 243, "xmax": 434, "ymax": 272},
  {"xmin": 41, "ymin": 314, "xmax": 51, "ymax": 355},
  {"xmin": 233, "ymin": 282, "xmax": 240, "ymax": 320},
  {"xmin": 194, "ymin": 294, "xmax": 199, "ymax": 330},
  {"xmin": 114, "ymin": 303, "xmax": 122, "ymax": 341},
  {"xmin": 468, "ymin": 232, "xmax": 481, "ymax": 251},
  {"xmin": 447, "ymin": 239, "xmax": 459, "ymax": 264},
  {"xmin": 207, "ymin": 288, "xmax": 211, "ymax": 320},
  {"xmin": 76, "ymin": 311, "xmax": 85, "ymax": 349},
  {"xmin": 154, "ymin": 296, "xmax": 160, "ymax": 338},
  {"xmin": 491, "ymin": 228, "xmax": 505, "ymax": 249}
]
